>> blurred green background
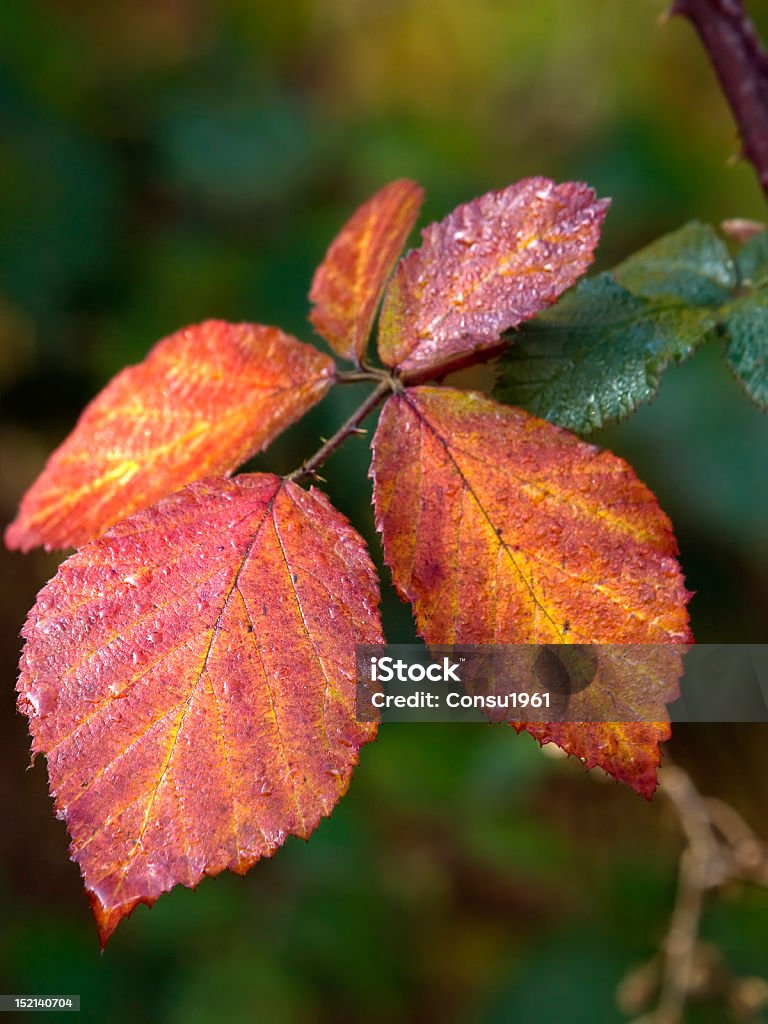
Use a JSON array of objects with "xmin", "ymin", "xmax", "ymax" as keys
[{"xmin": 2, "ymin": 1, "xmax": 767, "ymax": 1021}]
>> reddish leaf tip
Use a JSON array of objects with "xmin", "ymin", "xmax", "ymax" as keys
[{"xmin": 89, "ymin": 890, "xmax": 146, "ymax": 950}]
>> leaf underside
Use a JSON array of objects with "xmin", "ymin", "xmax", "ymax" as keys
[{"xmin": 18, "ymin": 474, "xmax": 382, "ymax": 945}]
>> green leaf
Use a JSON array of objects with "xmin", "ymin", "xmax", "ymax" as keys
[
  {"xmin": 614, "ymin": 221, "xmax": 736, "ymax": 306},
  {"xmin": 735, "ymin": 230, "xmax": 768, "ymax": 290},
  {"xmin": 721, "ymin": 292, "xmax": 768, "ymax": 410},
  {"xmin": 496, "ymin": 222, "xmax": 768, "ymax": 428},
  {"xmin": 495, "ymin": 275, "xmax": 716, "ymax": 433}
]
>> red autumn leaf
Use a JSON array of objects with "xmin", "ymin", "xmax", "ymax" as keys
[
  {"xmin": 467, "ymin": 645, "xmax": 684, "ymax": 726},
  {"xmin": 17, "ymin": 474, "xmax": 381, "ymax": 945},
  {"xmin": 464, "ymin": 644, "xmax": 685, "ymax": 797},
  {"xmin": 5, "ymin": 321, "xmax": 335, "ymax": 552},
  {"xmin": 514, "ymin": 721, "xmax": 672, "ymax": 799},
  {"xmin": 371, "ymin": 386, "xmax": 692, "ymax": 796},
  {"xmin": 309, "ymin": 179, "xmax": 424, "ymax": 363},
  {"xmin": 378, "ymin": 178, "xmax": 609, "ymax": 378}
]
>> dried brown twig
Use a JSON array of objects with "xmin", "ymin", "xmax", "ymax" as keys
[{"xmin": 617, "ymin": 763, "xmax": 768, "ymax": 1023}]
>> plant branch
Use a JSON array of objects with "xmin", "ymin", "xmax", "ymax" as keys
[
  {"xmin": 399, "ymin": 338, "xmax": 514, "ymax": 387},
  {"xmin": 619, "ymin": 763, "xmax": 768, "ymax": 1024},
  {"xmin": 649, "ymin": 766, "xmax": 728, "ymax": 1024},
  {"xmin": 286, "ymin": 379, "xmax": 392, "ymax": 483},
  {"xmin": 335, "ymin": 367, "xmax": 392, "ymax": 384},
  {"xmin": 671, "ymin": 0, "xmax": 768, "ymax": 200}
]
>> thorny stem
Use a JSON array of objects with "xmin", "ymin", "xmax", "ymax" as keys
[
  {"xmin": 286, "ymin": 378, "xmax": 393, "ymax": 483},
  {"xmin": 671, "ymin": 0, "xmax": 768, "ymax": 201},
  {"xmin": 288, "ymin": 335, "xmax": 515, "ymax": 483}
]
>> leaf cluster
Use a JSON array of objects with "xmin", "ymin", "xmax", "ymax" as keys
[{"xmin": 6, "ymin": 178, "xmax": 701, "ymax": 944}]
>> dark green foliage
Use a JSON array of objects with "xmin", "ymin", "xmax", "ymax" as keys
[
  {"xmin": 496, "ymin": 222, "xmax": 768, "ymax": 430},
  {"xmin": 735, "ymin": 229, "xmax": 768, "ymax": 288},
  {"xmin": 495, "ymin": 276, "xmax": 715, "ymax": 433},
  {"xmin": 724, "ymin": 231, "xmax": 768, "ymax": 409},
  {"xmin": 722, "ymin": 293, "xmax": 768, "ymax": 409},
  {"xmin": 613, "ymin": 221, "xmax": 735, "ymax": 305}
]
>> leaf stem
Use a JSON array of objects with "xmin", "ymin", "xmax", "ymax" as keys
[
  {"xmin": 287, "ymin": 379, "xmax": 393, "ymax": 483},
  {"xmin": 671, "ymin": 0, "xmax": 768, "ymax": 200},
  {"xmin": 335, "ymin": 366, "xmax": 393, "ymax": 385}
]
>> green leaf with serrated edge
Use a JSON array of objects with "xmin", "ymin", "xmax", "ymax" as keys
[
  {"xmin": 735, "ymin": 230, "xmax": 768, "ymax": 290},
  {"xmin": 720, "ymin": 292, "xmax": 768, "ymax": 409},
  {"xmin": 495, "ymin": 275, "xmax": 716, "ymax": 433},
  {"xmin": 614, "ymin": 222, "xmax": 736, "ymax": 306}
]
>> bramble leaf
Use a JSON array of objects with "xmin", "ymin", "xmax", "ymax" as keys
[
  {"xmin": 721, "ymin": 230, "xmax": 768, "ymax": 409},
  {"xmin": 309, "ymin": 179, "xmax": 424, "ymax": 363},
  {"xmin": 515, "ymin": 721, "xmax": 672, "ymax": 797},
  {"xmin": 17, "ymin": 474, "xmax": 381, "ymax": 945},
  {"xmin": 496, "ymin": 222, "xmax": 768, "ymax": 428},
  {"xmin": 735, "ymin": 229, "xmax": 768, "ymax": 288},
  {"xmin": 5, "ymin": 321, "xmax": 334, "ymax": 551},
  {"xmin": 371, "ymin": 386, "xmax": 691, "ymax": 795},
  {"xmin": 495, "ymin": 275, "xmax": 717, "ymax": 432},
  {"xmin": 613, "ymin": 221, "xmax": 736, "ymax": 305},
  {"xmin": 377, "ymin": 178, "xmax": 608, "ymax": 378},
  {"xmin": 721, "ymin": 292, "xmax": 768, "ymax": 409},
  {"xmin": 465, "ymin": 644, "xmax": 685, "ymax": 726}
]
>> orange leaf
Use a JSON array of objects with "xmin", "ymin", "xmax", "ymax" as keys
[
  {"xmin": 17, "ymin": 474, "xmax": 381, "ymax": 945},
  {"xmin": 309, "ymin": 179, "xmax": 424, "ymax": 363},
  {"xmin": 514, "ymin": 721, "xmax": 671, "ymax": 800},
  {"xmin": 371, "ymin": 386, "xmax": 692, "ymax": 795},
  {"xmin": 378, "ymin": 178, "xmax": 609, "ymax": 378},
  {"xmin": 5, "ymin": 321, "xmax": 335, "ymax": 552}
]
